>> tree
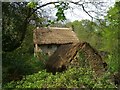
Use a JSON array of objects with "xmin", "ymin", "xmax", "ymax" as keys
[
  {"xmin": 101, "ymin": 1, "xmax": 120, "ymax": 72},
  {"xmin": 2, "ymin": 1, "xmax": 112, "ymax": 52},
  {"xmin": 66, "ymin": 20, "xmax": 103, "ymax": 49},
  {"xmin": 2, "ymin": 2, "xmax": 31, "ymax": 52}
]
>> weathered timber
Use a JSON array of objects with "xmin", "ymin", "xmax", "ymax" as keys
[
  {"xmin": 45, "ymin": 42, "xmax": 106, "ymax": 76},
  {"xmin": 45, "ymin": 42, "xmax": 84, "ymax": 73},
  {"xmin": 81, "ymin": 42, "xmax": 106, "ymax": 76}
]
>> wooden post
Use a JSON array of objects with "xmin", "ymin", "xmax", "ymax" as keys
[{"xmin": 34, "ymin": 44, "xmax": 38, "ymax": 57}]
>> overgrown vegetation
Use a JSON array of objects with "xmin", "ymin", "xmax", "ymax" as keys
[
  {"xmin": 2, "ymin": 1, "xmax": 120, "ymax": 89},
  {"xmin": 3, "ymin": 67, "xmax": 116, "ymax": 88}
]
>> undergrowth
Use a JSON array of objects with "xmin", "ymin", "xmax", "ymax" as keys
[{"xmin": 3, "ymin": 67, "xmax": 116, "ymax": 88}]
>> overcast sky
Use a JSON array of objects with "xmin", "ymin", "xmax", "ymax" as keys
[
  {"xmin": 26, "ymin": 0, "xmax": 115, "ymax": 21},
  {"xmin": 65, "ymin": 1, "xmax": 115, "ymax": 21},
  {"xmin": 39, "ymin": 0, "xmax": 115, "ymax": 21}
]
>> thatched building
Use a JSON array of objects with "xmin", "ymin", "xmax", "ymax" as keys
[
  {"xmin": 33, "ymin": 27, "xmax": 79, "ymax": 56},
  {"xmin": 33, "ymin": 27, "xmax": 106, "ymax": 76}
]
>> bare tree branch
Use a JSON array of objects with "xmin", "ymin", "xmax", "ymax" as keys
[
  {"xmin": 26, "ymin": 1, "xmax": 108, "ymax": 22},
  {"xmin": 27, "ymin": 1, "xmax": 59, "ymax": 20},
  {"xmin": 68, "ymin": 1, "xmax": 109, "ymax": 21},
  {"xmin": 27, "ymin": 1, "xmax": 93, "ymax": 21},
  {"xmin": 81, "ymin": 4, "xmax": 94, "ymax": 20},
  {"xmin": 69, "ymin": 1, "xmax": 94, "ymax": 21}
]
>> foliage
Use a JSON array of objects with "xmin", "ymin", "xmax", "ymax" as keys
[
  {"xmin": 55, "ymin": 2, "xmax": 69, "ymax": 21},
  {"xmin": 3, "ymin": 67, "xmax": 116, "ymax": 88},
  {"xmin": 66, "ymin": 20, "xmax": 103, "ymax": 49},
  {"xmin": 47, "ymin": 2, "xmax": 69, "ymax": 26},
  {"xmin": 2, "ymin": 2, "xmax": 30, "ymax": 52},
  {"xmin": 27, "ymin": 2, "xmax": 37, "ymax": 8},
  {"xmin": 106, "ymin": 1, "xmax": 120, "ymax": 26},
  {"xmin": 65, "ymin": 2, "xmax": 120, "ymax": 73},
  {"xmin": 78, "ymin": 51, "xmax": 89, "ymax": 68},
  {"xmin": 2, "ymin": 2, "xmax": 69, "ymax": 52},
  {"xmin": 2, "ymin": 47, "xmax": 47, "ymax": 85},
  {"xmin": 64, "ymin": 23, "xmax": 118, "ymax": 74},
  {"xmin": 106, "ymin": 54, "xmax": 119, "ymax": 72},
  {"xmin": 101, "ymin": 1, "xmax": 120, "ymax": 72},
  {"xmin": 2, "ymin": 25, "xmax": 43, "ymax": 84},
  {"xmin": 2, "ymin": 1, "xmax": 119, "ymax": 89}
]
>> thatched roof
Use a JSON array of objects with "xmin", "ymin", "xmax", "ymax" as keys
[
  {"xmin": 46, "ymin": 42, "xmax": 83, "ymax": 72},
  {"xmin": 46, "ymin": 42, "xmax": 105, "ymax": 76},
  {"xmin": 33, "ymin": 27, "xmax": 79, "ymax": 44}
]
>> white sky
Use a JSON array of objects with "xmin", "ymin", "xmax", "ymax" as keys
[
  {"xmin": 65, "ymin": 1, "xmax": 115, "ymax": 21},
  {"xmin": 26, "ymin": 0, "xmax": 116, "ymax": 21}
]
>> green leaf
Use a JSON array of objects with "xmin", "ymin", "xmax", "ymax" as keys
[{"xmin": 27, "ymin": 2, "xmax": 37, "ymax": 8}]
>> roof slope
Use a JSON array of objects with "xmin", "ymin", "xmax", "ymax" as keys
[
  {"xmin": 33, "ymin": 27, "xmax": 79, "ymax": 44},
  {"xmin": 46, "ymin": 42, "xmax": 105, "ymax": 76}
]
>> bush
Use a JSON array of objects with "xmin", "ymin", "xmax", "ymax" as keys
[
  {"xmin": 3, "ymin": 67, "xmax": 116, "ymax": 88},
  {"xmin": 2, "ymin": 48, "xmax": 45, "ymax": 84},
  {"xmin": 106, "ymin": 53, "xmax": 119, "ymax": 73},
  {"xmin": 2, "ymin": 25, "xmax": 47, "ymax": 84}
]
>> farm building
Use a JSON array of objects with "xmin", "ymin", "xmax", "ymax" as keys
[
  {"xmin": 33, "ymin": 27, "xmax": 106, "ymax": 76},
  {"xmin": 33, "ymin": 27, "xmax": 79, "ymax": 56}
]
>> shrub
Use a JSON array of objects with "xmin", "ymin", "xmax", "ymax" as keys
[
  {"xmin": 2, "ymin": 49, "xmax": 45, "ymax": 84},
  {"xmin": 3, "ymin": 67, "xmax": 116, "ymax": 88},
  {"xmin": 106, "ymin": 53, "xmax": 119, "ymax": 73}
]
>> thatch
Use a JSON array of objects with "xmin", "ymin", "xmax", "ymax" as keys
[
  {"xmin": 81, "ymin": 42, "xmax": 106, "ymax": 76},
  {"xmin": 33, "ymin": 27, "xmax": 79, "ymax": 44},
  {"xmin": 46, "ymin": 42, "xmax": 106, "ymax": 76},
  {"xmin": 45, "ymin": 42, "xmax": 84, "ymax": 73}
]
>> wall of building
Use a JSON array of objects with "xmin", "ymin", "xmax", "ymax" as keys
[{"xmin": 38, "ymin": 44, "xmax": 60, "ymax": 56}]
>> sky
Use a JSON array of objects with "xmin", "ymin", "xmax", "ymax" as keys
[
  {"xmin": 24, "ymin": 0, "xmax": 115, "ymax": 21},
  {"xmin": 37, "ymin": 0, "xmax": 116, "ymax": 22},
  {"xmin": 65, "ymin": 1, "xmax": 115, "ymax": 21}
]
